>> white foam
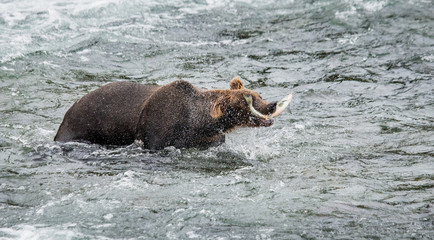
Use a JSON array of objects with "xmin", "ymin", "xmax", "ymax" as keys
[
  {"xmin": 77, "ymin": 49, "xmax": 91, "ymax": 54},
  {"xmin": 178, "ymin": 0, "xmax": 228, "ymax": 15},
  {"xmin": 1, "ymin": 66, "xmax": 15, "ymax": 71},
  {"xmin": 0, "ymin": 10, "xmax": 26, "ymax": 26},
  {"xmin": 422, "ymin": 55, "xmax": 434, "ymax": 62},
  {"xmin": 103, "ymin": 213, "xmax": 113, "ymax": 221},
  {"xmin": 0, "ymin": 224, "xmax": 86, "ymax": 240},
  {"xmin": 1, "ymin": 52, "xmax": 23, "ymax": 63},
  {"xmin": 186, "ymin": 230, "xmax": 201, "ymax": 239},
  {"xmin": 338, "ymin": 34, "xmax": 359, "ymax": 45},
  {"xmin": 113, "ymin": 170, "xmax": 148, "ymax": 190},
  {"xmin": 36, "ymin": 193, "xmax": 74, "ymax": 215},
  {"xmin": 80, "ymin": 56, "xmax": 89, "ymax": 62},
  {"xmin": 42, "ymin": 61, "xmax": 60, "ymax": 68},
  {"xmin": 335, "ymin": 0, "xmax": 387, "ymax": 20},
  {"xmin": 294, "ymin": 124, "xmax": 305, "ymax": 130},
  {"xmin": 37, "ymin": 128, "xmax": 55, "ymax": 138},
  {"xmin": 362, "ymin": 0, "xmax": 387, "ymax": 12},
  {"xmin": 70, "ymin": 0, "xmax": 121, "ymax": 16},
  {"xmin": 335, "ymin": 6, "xmax": 357, "ymax": 20}
]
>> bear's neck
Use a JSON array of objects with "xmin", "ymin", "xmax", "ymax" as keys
[{"xmin": 203, "ymin": 89, "xmax": 238, "ymax": 133}]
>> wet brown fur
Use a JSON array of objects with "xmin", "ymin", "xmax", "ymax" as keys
[{"xmin": 54, "ymin": 77, "xmax": 277, "ymax": 150}]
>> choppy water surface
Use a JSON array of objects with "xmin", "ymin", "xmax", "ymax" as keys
[{"xmin": 1, "ymin": 0, "xmax": 433, "ymax": 239}]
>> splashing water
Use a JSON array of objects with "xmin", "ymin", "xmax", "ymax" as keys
[{"xmin": 1, "ymin": 0, "xmax": 433, "ymax": 239}]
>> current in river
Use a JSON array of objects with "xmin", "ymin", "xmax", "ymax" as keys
[{"xmin": 0, "ymin": 0, "xmax": 433, "ymax": 239}]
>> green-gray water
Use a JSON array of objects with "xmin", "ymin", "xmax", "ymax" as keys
[{"xmin": 1, "ymin": 0, "xmax": 433, "ymax": 239}]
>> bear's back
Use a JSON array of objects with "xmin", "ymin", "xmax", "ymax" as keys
[{"xmin": 54, "ymin": 82, "xmax": 160, "ymax": 145}]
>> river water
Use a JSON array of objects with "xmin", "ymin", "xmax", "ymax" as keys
[{"xmin": 0, "ymin": 0, "xmax": 433, "ymax": 239}]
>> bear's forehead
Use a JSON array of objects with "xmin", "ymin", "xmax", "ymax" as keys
[{"xmin": 234, "ymin": 89, "xmax": 262, "ymax": 98}]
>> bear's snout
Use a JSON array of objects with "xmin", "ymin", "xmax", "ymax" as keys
[{"xmin": 247, "ymin": 115, "xmax": 274, "ymax": 127}]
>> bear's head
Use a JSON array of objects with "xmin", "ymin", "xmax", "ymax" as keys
[{"xmin": 210, "ymin": 77, "xmax": 291, "ymax": 130}]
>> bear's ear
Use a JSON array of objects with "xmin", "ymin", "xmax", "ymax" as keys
[
  {"xmin": 210, "ymin": 94, "xmax": 232, "ymax": 118},
  {"xmin": 230, "ymin": 76, "xmax": 244, "ymax": 90}
]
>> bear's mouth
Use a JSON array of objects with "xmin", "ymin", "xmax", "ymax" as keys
[
  {"xmin": 248, "ymin": 116, "xmax": 274, "ymax": 127},
  {"xmin": 259, "ymin": 117, "xmax": 274, "ymax": 126}
]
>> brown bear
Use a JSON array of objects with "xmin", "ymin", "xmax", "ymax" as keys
[{"xmin": 54, "ymin": 77, "xmax": 292, "ymax": 150}]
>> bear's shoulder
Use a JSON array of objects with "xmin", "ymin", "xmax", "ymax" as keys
[{"xmin": 166, "ymin": 80, "xmax": 198, "ymax": 96}]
